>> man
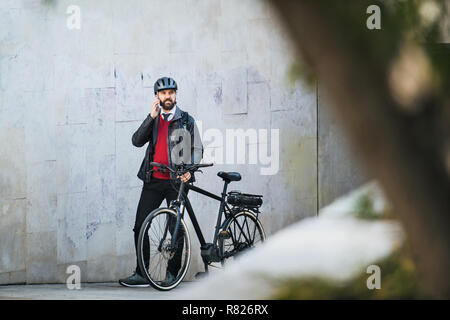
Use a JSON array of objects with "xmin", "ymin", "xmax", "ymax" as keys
[{"xmin": 119, "ymin": 77, "xmax": 203, "ymax": 287}]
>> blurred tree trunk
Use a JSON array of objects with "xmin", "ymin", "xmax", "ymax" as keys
[{"xmin": 267, "ymin": 0, "xmax": 450, "ymax": 298}]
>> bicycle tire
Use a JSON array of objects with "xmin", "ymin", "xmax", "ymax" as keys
[
  {"xmin": 218, "ymin": 210, "xmax": 266, "ymax": 267},
  {"xmin": 137, "ymin": 208, "xmax": 191, "ymax": 291}
]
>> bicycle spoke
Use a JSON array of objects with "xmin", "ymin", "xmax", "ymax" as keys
[
  {"xmin": 251, "ymin": 218, "xmax": 258, "ymax": 245},
  {"xmin": 234, "ymin": 216, "xmax": 251, "ymax": 245},
  {"xmin": 152, "ymin": 251, "xmax": 164, "ymax": 281},
  {"xmin": 243, "ymin": 216, "xmax": 251, "ymax": 243},
  {"xmin": 235, "ymin": 219, "xmax": 243, "ymax": 243},
  {"xmin": 138, "ymin": 210, "xmax": 191, "ymax": 289},
  {"xmin": 150, "ymin": 220, "xmax": 160, "ymax": 242},
  {"xmin": 220, "ymin": 212, "xmax": 265, "ymax": 266}
]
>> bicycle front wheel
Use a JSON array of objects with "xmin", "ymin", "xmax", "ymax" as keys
[
  {"xmin": 219, "ymin": 210, "xmax": 266, "ymax": 267},
  {"xmin": 137, "ymin": 208, "xmax": 191, "ymax": 291}
]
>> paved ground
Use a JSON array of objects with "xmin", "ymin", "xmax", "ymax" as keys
[{"xmin": 0, "ymin": 281, "xmax": 196, "ymax": 300}]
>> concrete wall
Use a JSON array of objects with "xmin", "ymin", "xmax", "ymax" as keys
[
  {"xmin": 317, "ymin": 86, "xmax": 369, "ymax": 209},
  {"xmin": 0, "ymin": 0, "xmax": 366, "ymax": 284}
]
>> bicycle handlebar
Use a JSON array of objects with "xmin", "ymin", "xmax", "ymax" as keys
[{"xmin": 149, "ymin": 162, "xmax": 214, "ymax": 176}]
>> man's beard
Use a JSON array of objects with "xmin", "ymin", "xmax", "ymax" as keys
[{"xmin": 161, "ymin": 98, "xmax": 176, "ymax": 111}]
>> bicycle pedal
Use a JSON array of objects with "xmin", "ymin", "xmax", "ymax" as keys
[{"xmin": 218, "ymin": 230, "xmax": 231, "ymax": 239}]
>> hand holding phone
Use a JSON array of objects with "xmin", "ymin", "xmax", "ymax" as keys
[{"xmin": 150, "ymin": 98, "xmax": 161, "ymax": 119}]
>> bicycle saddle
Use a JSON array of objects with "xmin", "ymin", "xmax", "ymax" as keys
[{"xmin": 217, "ymin": 171, "xmax": 242, "ymax": 182}]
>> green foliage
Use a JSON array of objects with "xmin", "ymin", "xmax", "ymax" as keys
[
  {"xmin": 354, "ymin": 194, "xmax": 379, "ymax": 220},
  {"xmin": 289, "ymin": 0, "xmax": 449, "ymax": 99},
  {"xmin": 269, "ymin": 245, "xmax": 425, "ymax": 299}
]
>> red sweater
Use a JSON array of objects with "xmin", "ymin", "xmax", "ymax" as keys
[{"xmin": 152, "ymin": 115, "xmax": 171, "ymax": 179}]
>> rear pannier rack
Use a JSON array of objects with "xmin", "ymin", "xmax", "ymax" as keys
[{"xmin": 227, "ymin": 191, "xmax": 263, "ymax": 208}]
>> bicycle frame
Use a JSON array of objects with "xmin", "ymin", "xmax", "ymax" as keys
[
  {"xmin": 150, "ymin": 162, "xmax": 260, "ymax": 267},
  {"xmin": 169, "ymin": 178, "xmax": 235, "ymax": 251}
]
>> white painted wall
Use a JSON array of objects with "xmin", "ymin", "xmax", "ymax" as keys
[{"xmin": 0, "ymin": 0, "xmax": 365, "ymax": 284}]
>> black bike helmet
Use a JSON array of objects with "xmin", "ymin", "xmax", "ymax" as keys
[{"xmin": 154, "ymin": 77, "xmax": 177, "ymax": 94}]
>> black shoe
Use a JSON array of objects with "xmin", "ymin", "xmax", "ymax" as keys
[
  {"xmin": 118, "ymin": 272, "xmax": 150, "ymax": 288},
  {"xmin": 161, "ymin": 271, "xmax": 176, "ymax": 286}
]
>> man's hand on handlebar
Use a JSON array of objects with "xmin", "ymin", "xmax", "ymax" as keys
[
  {"xmin": 177, "ymin": 172, "xmax": 191, "ymax": 183},
  {"xmin": 149, "ymin": 161, "xmax": 213, "ymax": 183}
]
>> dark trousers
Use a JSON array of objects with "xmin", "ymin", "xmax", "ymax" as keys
[
  {"xmin": 133, "ymin": 178, "xmax": 187, "ymax": 276},
  {"xmin": 133, "ymin": 178, "xmax": 187, "ymax": 277}
]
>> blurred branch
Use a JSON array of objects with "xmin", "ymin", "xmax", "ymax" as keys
[{"xmin": 267, "ymin": 0, "xmax": 450, "ymax": 298}]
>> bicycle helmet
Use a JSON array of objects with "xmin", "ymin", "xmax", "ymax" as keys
[{"xmin": 154, "ymin": 77, "xmax": 178, "ymax": 94}]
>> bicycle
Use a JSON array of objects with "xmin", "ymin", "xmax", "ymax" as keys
[{"xmin": 137, "ymin": 161, "xmax": 266, "ymax": 291}]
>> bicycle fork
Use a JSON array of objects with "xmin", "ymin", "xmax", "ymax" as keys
[{"xmin": 155, "ymin": 181, "xmax": 186, "ymax": 254}]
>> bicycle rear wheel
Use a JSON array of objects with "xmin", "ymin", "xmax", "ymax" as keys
[
  {"xmin": 219, "ymin": 210, "xmax": 265, "ymax": 266},
  {"xmin": 137, "ymin": 208, "xmax": 191, "ymax": 290}
]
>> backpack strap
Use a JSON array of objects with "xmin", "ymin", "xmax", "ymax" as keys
[{"xmin": 180, "ymin": 110, "xmax": 189, "ymax": 130}]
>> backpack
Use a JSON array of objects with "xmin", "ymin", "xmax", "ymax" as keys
[{"xmin": 180, "ymin": 111, "xmax": 190, "ymax": 130}]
